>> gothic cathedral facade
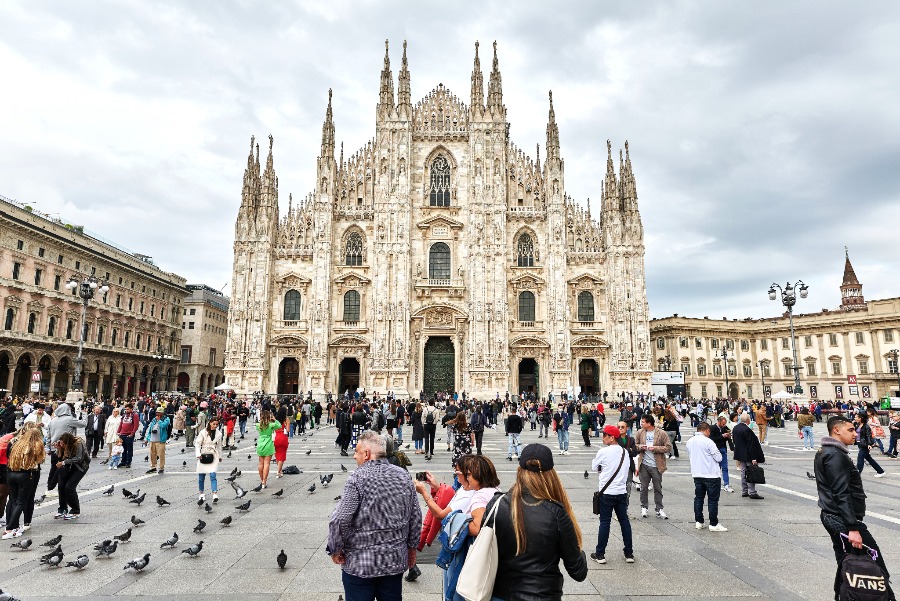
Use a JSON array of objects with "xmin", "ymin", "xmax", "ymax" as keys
[{"xmin": 224, "ymin": 41, "xmax": 651, "ymax": 399}]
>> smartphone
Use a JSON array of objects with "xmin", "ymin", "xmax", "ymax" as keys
[{"xmin": 415, "ymin": 472, "xmax": 428, "ymax": 482}]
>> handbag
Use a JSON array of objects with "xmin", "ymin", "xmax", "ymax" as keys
[
  {"xmin": 199, "ymin": 453, "xmax": 215, "ymax": 464},
  {"xmin": 745, "ymin": 463, "xmax": 766, "ymax": 484},
  {"xmin": 456, "ymin": 494, "xmax": 505, "ymax": 601},
  {"xmin": 593, "ymin": 447, "xmax": 627, "ymax": 515}
]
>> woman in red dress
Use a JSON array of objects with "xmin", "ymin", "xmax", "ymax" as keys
[{"xmin": 272, "ymin": 420, "xmax": 289, "ymax": 478}]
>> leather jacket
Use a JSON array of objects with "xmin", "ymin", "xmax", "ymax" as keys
[
  {"xmin": 490, "ymin": 491, "xmax": 587, "ymax": 601},
  {"xmin": 814, "ymin": 437, "xmax": 866, "ymax": 530}
]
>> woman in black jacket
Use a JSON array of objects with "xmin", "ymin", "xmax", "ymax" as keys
[
  {"xmin": 488, "ymin": 443, "xmax": 587, "ymax": 601},
  {"xmin": 55, "ymin": 433, "xmax": 90, "ymax": 520},
  {"xmin": 853, "ymin": 414, "xmax": 886, "ymax": 475}
]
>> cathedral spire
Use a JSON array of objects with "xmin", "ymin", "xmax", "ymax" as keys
[
  {"xmin": 397, "ymin": 40, "xmax": 411, "ymax": 112},
  {"xmin": 603, "ymin": 139, "xmax": 619, "ymax": 212},
  {"xmin": 378, "ymin": 39, "xmax": 395, "ymax": 117},
  {"xmin": 321, "ymin": 89, "xmax": 335, "ymax": 160},
  {"xmin": 840, "ymin": 248, "xmax": 866, "ymax": 311},
  {"xmin": 545, "ymin": 90, "xmax": 560, "ymax": 163},
  {"xmin": 487, "ymin": 41, "xmax": 505, "ymax": 118},
  {"xmin": 621, "ymin": 140, "xmax": 638, "ymax": 209},
  {"xmin": 470, "ymin": 41, "xmax": 484, "ymax": 113},
  {"xmin": 240, "ymin": 135, "xmax": 258, "ymax": 210}
]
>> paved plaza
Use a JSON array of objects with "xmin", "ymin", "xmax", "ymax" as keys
[{"xmin": 2, "ymin": 416, "xmax": 898, "ymax": 600}]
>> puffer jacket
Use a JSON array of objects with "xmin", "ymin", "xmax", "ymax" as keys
[
  {"xmin": 48, "ymin": 403, "xmax": 85, "ymax": 445},
  {"xmin": 490, "ymin": 492, "xmax": 587, "ymax": 601},
  {"xmin": 814, "ymin": 436, "xmax": 866, "ymax": 530}
]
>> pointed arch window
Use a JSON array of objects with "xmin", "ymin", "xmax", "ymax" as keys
[
  {"xmin": 343, "ymin": 290, "xmax": 361, "ymax": 322},
  {"xmin": 47, "ymin": 316, "xmax": 57, "ymax": 337},
  {"xmin": 345, "ymin": 231, "xmax": 363, "ymax": 266},
  {"xmin": 283, "ymin": 290, "xmax": 302, "ymax": 321},
  {"xmin": 429, "ymin": 155, "xmax": 451, "ymax": 207},
  {"xmin": 517, "ymin": 233, "xmax": 535, "ymax": 267},
  {"xmin": 429, "ymin": 242, "xmax": 451, "ymax": 280},
  {"xmin": 4, "ymin": 308, "xmax": 14, "ymax": 331},
  {"xmin": 577, "ymin": 291, "xmax": 595, "ymax": 322},
  {"xmin": 518, "ymin": 291, "xmax": 536, "ymax": 322},
  {"xmin": 27, "ymin": 312, "xmax": 36, "ymax": 334}
]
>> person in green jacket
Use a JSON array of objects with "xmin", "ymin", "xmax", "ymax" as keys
[
  {"xmin": 256, "ymin": 409, "xmax": 282, "ymax": 488},
  {"xmin": 580, "ymin": 405, "xmax": 593, "ymax": 447}
]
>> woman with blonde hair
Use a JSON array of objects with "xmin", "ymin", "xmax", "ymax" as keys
[
  {"xmin": 102, "ymin": 406, "xmax": 122, "ymax": 464},
  {"xmin": 488, "ymin": 443, "xmax": 587, "ymax": 601},
  {"xmin": 255, "ymin": 409, "xmax": 280, "ymax": 488},
  {"xmin": 3, "ymin": 426, "xmax": 45, "ymax": 538}
]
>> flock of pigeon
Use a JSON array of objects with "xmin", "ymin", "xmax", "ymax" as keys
[{"xmin": 2, "ymin": 432, "xmax": 350, "ymax": 600}]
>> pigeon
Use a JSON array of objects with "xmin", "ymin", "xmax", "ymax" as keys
[
  {"xmin": 160, "ymin": 532, "xmax": 179, "ymax": 549},
  {"xmin": 10, "ymin": 538, "xmax": 32, "ymax": 550},
  {"xmin": 122, "ymin": 487, "xmax": 134, "ymax": 498},
  {"xmin": 236, "ymin": 500, "xmax": 251, "ymax": 512},
  {"xmin": 41, "ymin": 544, "xmax": 62, "ymax": 559},
  {"xmin": 94, "ymin": 540, "xmax": 118, "ymax": 558},
  {"xmin": 102, "ymin": 485, "xmax": 114, "ymax": 496},
  {"xmin": 225, "ymin": 474, "xmax": 239, "ymax": 483},
  {"xmin": 277, "ymin": 549, "xmax": 287, "ymax": 569},
  {"xmin": 251, "ymin": 483, "xmax": 262, "ymax": 493},
  {"xmin": 181, "ymin": 448, "xmax": 185, "ymax": 453},
  {"xmin": 131, "ymin": 515, "xmax": 145, "ymax": 527},
  {"xmin": 0, "ymin": 588, "xmax": 23, "ymax": 601},
  {"xmin": 65, "ymin": 554, "xmax": 90, "ymax": 569},
  {"xmin": 220, "ymin": 516, "xmax": 232, "ymax": 527},
  {"xmin": 340, "ymin": 464, "xmax": 348, "ymax": 472},
  {"xmin": 204, "ymin": 503, "xmax": 213, "ymax": 514},
  {"xmin": 271, "ymin": 488, "xmax": 284, "ymax": 498},
  {"xmin": 307, "ymin": 483, "xmax": 316, "ymax": 493},
  {"xmin": 226, "ymin": 451, "xmax": 232, "ymax": 458},
  {"xmin": 584, "ymin": 470, "xmax": 589, "ymax": 479},
  {"xmin": 229, "ymin": 467, "xmax": 239, "ymax": 477},
  {"xmin": 114, "ymin": 528, "xmax": 132, "ymax": 543},
  {"xmin": 129, "ymin": 493, "xmax": 146, "ymax": 506},
  {"xmin": 40, "ymin": 535, "xmax": 62, "ymax": 547},
  {"xmin": 197, "ymin": 498, "xmax": 204, "ymax": 507},
  {"xmin": 254, "ymin": 438, "xmax": 257, "ymax": 443},
  {"xmin": 334, "ymin": 495, "xmax": 342, "ymax": 501},
  {"xmin": 231, "ymin": 481, "xmax": 247, "ymax": 499},
  {"xmin": 143, "ymin": 455, "xmax": 148, "ymax": 462},
  {"xmin": 182, "ymin": 461, "xmax": 187, "ymax": 467},
  {"xmin": 193, "ymin": 519, "xmax": 206, "ymax": 533},
  {"xmin": 247, "ymin": 454, "xmax": 252, "ymax": 460},
  {"xmin": 326, "ymin": 473, "xmax": 334, "ymax": 484},
  {"xmin": 807, "ymin": 471, "xmax": 816, "ymax": 480},
  {"xmin": 305, "ymin": 449, "xmax": 312, "ymax": 455},
  {"xmin": 437, "ymin": 437, "xmax": 442, "ymax": 442},
  {"xmin": 405, "ymin": 444, "xmax": 410, "ymax": 449},
  {"xmin": 156, "ymin": 496, "xmax": 170, "ymax": 507},
  {"xmin": 123, "ymin": 553, "xmax": 151, "ymax": 571},
  {"xmin": 34, "ymin": 493, "xmax": 46, "ymax": 505},
  {"xmin": 40, "ymin": 551, "xmax": 63, "ymax": 568},
  {"xmin": 181, "ymin": 541, "xmax": 204, "ymax": 557}
]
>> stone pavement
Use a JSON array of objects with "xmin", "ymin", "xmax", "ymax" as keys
[{"xmin": 2, "ymin": 416, "xmax": 898, "ymax": 600}]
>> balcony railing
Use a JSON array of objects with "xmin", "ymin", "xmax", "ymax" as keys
[{"xmin": 275, "ymin": 320, "xmax": 308, "ymax": 330}]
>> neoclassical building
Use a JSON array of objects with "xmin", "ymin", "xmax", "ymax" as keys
[
  {"xmin": 0, "ymin": 195, "xmax": 186, "ymax": 398},
  {"xmin": 651, "ymin": 253, "xmax": 900, "ymax": 401},
  {"xmin": 177, "ymin": 284, "xmax": 230, "ymax": 394},
  {"xmin": 225, "ymin": 41, "xmax": 651, "ymax": 399}
]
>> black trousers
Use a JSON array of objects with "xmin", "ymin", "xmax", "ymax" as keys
[
  {"xmin": 57, "ymin": 466, "xmax": 86, "ymax": 515},
  {"xmin": 86, "ymin": 434, "xmax": 103, "ymax": 457},
  {"xmin": 46, "ymin": 452, "xmax": 60, "ymax": 490},
  {"xmin": 4, "ymin": 470, "xmax": 38, "ymax": 530},
  {"xmin": 424, "ymin": 424, "xmax": 437, "ymax": 456},
  {"xmin": 474, "ymin": 430, "xmax": 484, "ymax": 454},
  {"xmin": 821, "ymin": 512, "xmax": 895, "ymax": 601}
]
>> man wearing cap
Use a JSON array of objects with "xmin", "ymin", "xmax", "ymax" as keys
[
  {"xmin": 590, "ymin": 425, "xmax": 635, "ymax": 564},
  {"xmin": 144, "ymin": 408, "xmax": 171, "ymax": 474}
]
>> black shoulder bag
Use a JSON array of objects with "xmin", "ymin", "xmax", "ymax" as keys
[{"xmin": 593, "ymin": 447, "xmax": 627, "ymax": 514}]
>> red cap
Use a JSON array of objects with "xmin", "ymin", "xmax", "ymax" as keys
[{"xmin": 603, "ymin": 425, "xmax": 621, "ymax": 438}]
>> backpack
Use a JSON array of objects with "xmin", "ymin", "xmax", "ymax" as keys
[
  {"xmin": 282, "ymin": 465, "xmax": 301, "ymax": 475},
  {"xmin": 839, "ymin": 552, "xmax": 890, "ymax": 601},
  {"xmin": 425, "ymin": 409, "xmax": 435, "ymax": 425}
]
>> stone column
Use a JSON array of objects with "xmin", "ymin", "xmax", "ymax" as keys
[
  {"xmin": 6, "ymin": 368, "xmax": 16, "ymax": 396},
  {"xmin": 48, "ymin": 371, "xmax": 57, "ymax": 396},
  {"xmin": 99, "ymin": 374, "xmax": 107, "ymax": 399}
]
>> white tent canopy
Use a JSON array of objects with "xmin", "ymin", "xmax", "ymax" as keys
[
  {"xmin": 214, "ymin": 383, "xmax": 234, "ymax": 391},
  {"xmin": 770, "ymin": 390, "xmax": 794, "ymax": 400}
]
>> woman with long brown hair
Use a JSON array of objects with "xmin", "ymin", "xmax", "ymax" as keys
[
  {"xmin": 450, "ymin": 411, "xmax": 474, "ymax": 469},
  {"xmin": 3, "ymin": 425, "xmax": 45, "ymax": 539},
  {"xmin": 55, "ymin": 432, "xmax": 90, "ymax": 520},
  {"xmin": 488, "ymin": 443, "xmax": 587, "ymax": 601}
]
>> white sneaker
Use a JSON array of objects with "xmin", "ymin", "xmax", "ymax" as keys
[
  {"xmin": 709, "ymin": 523, "xmax": 729, "ymax": 532},
  {"xmin": 198, "ymin": 493, "xmax": 205, "ymax": 501},
  {"xmin": 723, "ymin": 485, "xmax": 735, "ymax": 493},
  {"xmin": 656, "ymin": 509, "xmax": 668, "ymax": 519},
  {"xmin": 640, "ymin": 507, "xmax": 648, "ymax": 518},
  {"xmin": 21, "ymin": 524, "xmax": 30, "ymax": 531},
  {"xmin": 874, "ymin": 472, "xmax": 887, "ymax": 478},
  {"xmin": 695, "ymin": 522, "xmax": 704, "ymax": 530},
  {"xmin": 1, "ymin": 531, "xmax": 17, "ymax": 540}
]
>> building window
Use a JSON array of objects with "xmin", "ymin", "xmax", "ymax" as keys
[
  {"xmin": 806, "ymin": 362, "xmax": 817, "ymax": 376},
  {"xmin": 885, "ymin": 330, "xmax": 895, "ymax": 343},
  {"xmin": 726, "ymin": 339, "xmax": 734, "ymax": 350},
  {"xmin": 128, "ymin": 298, "xmax": 133, "ymax": 311},
  {"xmin": 428, "ymin": 242, "xmax": 451, "ymax": 280},
  {"xmin": 656, "ymin": 338, "xmax": 665, "ymax": 350},
  {"xmin": 695, "ymin": 338, "xmax": 703, "ymax": 349},
  {"xmin": 33, "ymin": 269, "xmax": 42, "ymax": 286},
  {"xmin": 855, "ymin": 332, "xmax": 865, "ymax": 345},
  {"xmin": 701, "ymin": 385, "xmax": 707, "ymax": 398},
  {"xmin": 518, "ymin": 291, "xmax": 536, "ymax": 322},
  {"xmin": 713, "ymin": 364, "xmax": 722, "ymax": 376},
  {"xmin": 181, "ymin": 346, "xmax": 192, "ymax": 364},
  {"xmin": 4, "ymin": 308, "xmax": 13, "ymax": 330},
  {"xmin": 97, "ymin": 325, "xmax": 104, "ymax": 344},
  {"xmin": 743, "ymin": 364, "xmax": 752, "ymax": 377},
  {"xmin": 783, "ymin": 363, "xmax": 793, "ymax": 377},
  {"xmin": 832, "ymin": 361, "xmax": 842, "ymax": 376},
  {"xmin": 345, "ymin": 231, "xmax": 364, "ymax": 266},
  {"xmin": 150, "ymin": 304, "xmax": 154, "ymax": 317},
  {"xmin": 804, "ymin": 336, "xmax": 812, "ymax": 348},
  {"xmin": 782, "ymin": 337, "xmax": 790, "ymax": 350},
  {"xmin": 190, "ymin": 308, "xmax": 196, "ymax": 315},
  {"xmin": 58, "ymin": 254, "xmax": 63, "ymax": 264},
  {"xmin": 428, "ymin": 155, "xmax": 451, "ymax": 206},
  {"xmin": 681, "ymin": 363, "xmax": 691, "ymax": 376},
  {"xmin": 516, "ymin": 233, "xmax": 535, "ymax": 267},
  {"xmin": 111, "ymin": 329, "xmax": 118, "ymax": 346},
  {"xmin": 283, "ymin": 290, "xmax": 302, "ymax": 321},
  {"xmin": 16, "ymin": 240, "xmax": 23, "ymax": 250},
  {"xmin": 27, "ymin": 312, "xmax": 36, "ymax": 334},
  {"xmin": 711, "ymin": 338, "xmax": 719, "ymax": 349},
  {"xmin": 760, "ymin": 339, "xmax": 768, "ymax": 351},
  {"xmin": 54, "ymin": 274, "xmax": 61, "ymax": 291},
  {"xmin": 188, "ymin": 322, "xmax": 195, "ymax": 329},
  {"xmin": 858, "ymin": 360, "xmax": 869, "ymax": 375},
  {"xmin": 679, "ymin": 337, "xmax": 688, "ymax": 348},
  {"xmin": 124, "ymin": 331, "xmax": 130, "ymax": 347},
  {"xmin": 12, "ymin": 262, "xmax": 21, "ymax": 280},
  {"xmin": 829, "ymin": 333, "xmax": 838, "ymax": 346},
  {"xmin": 343, "ymin": 290, "xmax": 360, "ymax": 322},
  {"xmin": 577, "ymin": 291, "xmax": 594, "ymax": 322},
  {"xmin": 139, "ymin": 301, "xmax": 144, "ymax": 314},
  {"xmin": 136, "ymin": 333, "xmax": 142, "ymax": 348},
  {"xmin": 728, "ymin": 365, "xmax": 736, "ymax": 377},
  {"xmin": 47, "ymin": 316, "xmax": 56, "ymax": 337},
  {"xmin": 75, "ymin": 260, "xmax": 80, "ymax": 270},
  {"xmin": 697, "ymin": 364, "xmax": 707, "ymax": 376},
  {"xmin": 889, "ymin": 358, "xmax": 899, "ymax": 374},
  {"xmin": 209, "ymin": 349, "xmax": 216, "ymax": 366},
  {"xmin": 716, "ymin": 385, "xmax": 723, "ymax": 397},
  {"xmin": 38, "ymin": 247, "xmax": 44, "ymax": 258},
  {"xmin": 762, "ymin": 363, "xmax": 771, "ymax": 377},
  {"xmin": 741, "ymin": 340, "xmax": 750, "ymax": 351},
  {"xmin": 66, "ymin": 320, "xmax": 74, "ymax": 339}
]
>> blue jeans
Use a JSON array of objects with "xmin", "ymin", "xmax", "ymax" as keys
[
  {"xmin": 198, "ymin": 472, "xmax": 218, "ymax": 492},
  {"xmin": 856, "ymin": 446, "xmax": 885, "ymax": 474},
  {"xmin": 693, "ymin": 477, "xmax": 721, "ymax": 526},
  {"xmin": 717, "ymin": 448, "xmax": 729, "ymax": 486},
  {"xmin": 596, "ymin": 493, "xmax": 632, "ymax": 557},
  {"xmin": 507, "ymin": 433, "xmax": 521, "ymax": 457},
  {"xmin": 414, "ymin": 439, "xmax": 423, "ymax": 450},
  {"xmin": 396, "ymin": 425, "xmax": 403, "ymax": 441},
  {"xmin": 802, "ymin": 426, "xmax": 814, "ymax": 449},
  {"xmin": 239, "ymin": 420, "xmax": 247, "ymax": 437},
  {"xmin": 556, "ymin": 429, "xmax": 569, "ymax": 452},
  {"xmin": 109, "ymin": 455, "xmax": 121, "ymax": 468},
  {"xmin": 341, "ymin": 571, "xmax": 402, "ymax": 601}
]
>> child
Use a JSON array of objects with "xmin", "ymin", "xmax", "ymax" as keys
[
  {"xmin": 225, "ymin": 413, "xmax": 236, "ymax": 450},
  {"xmin": 109, "ymin": 438, "xmax": 124, "ymax": 469}
]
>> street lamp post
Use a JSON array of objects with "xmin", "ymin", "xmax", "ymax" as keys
[
  {"xmin": 720, "ymin": 348, "xmax": 730, "ymax": 400},
  {"xmin": 65, "ymin": 276, "xmax": 109, "ymax": 392},
  {"xmin": 758, "ymin": 360, "xmax": 767, "ymax": 400},
  {"xmin": 890, "ymin": 349, "xmax": 900, "ymax": 397},
  {"xmin": 768, "ymin": 280, "xmax": 808, "ymax": 396}
]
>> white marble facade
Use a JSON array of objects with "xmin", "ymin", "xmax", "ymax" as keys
[{"xmin": 224, "ymin": 41, "xmax": 651, "ymax": 399}]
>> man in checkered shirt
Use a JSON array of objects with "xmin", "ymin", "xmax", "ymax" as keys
[{"xmin": 328, "ymin": 431, "xmax": 422, "ymax": 600}]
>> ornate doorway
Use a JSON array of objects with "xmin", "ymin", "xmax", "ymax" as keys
[
  {"xmin": 424, "ymin": 337, "xmax": 454, "ymax": 396},
  {"xmin": 579, "ymin": 359, "xmax": 600, "ymax": 395},
  {"xmin": 518, "ymin": 358, "xmax": 539, "ymax": 396},
  {"xmin": 278, "ymin": 358, "xmax": 300, "ymax": 395},
  {"xmin": 338, "ymin": 357, "xmax": 360, "ymax": 395}
]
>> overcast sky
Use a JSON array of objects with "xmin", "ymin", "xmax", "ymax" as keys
[{"xmin": 2, "ymin": 1, "xmax": 898, "ymax": 319}]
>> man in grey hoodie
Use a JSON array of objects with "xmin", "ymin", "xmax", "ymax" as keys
[{"xmin": 46, "ymin": 403, "xmax": 86, "ymax": 496}]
